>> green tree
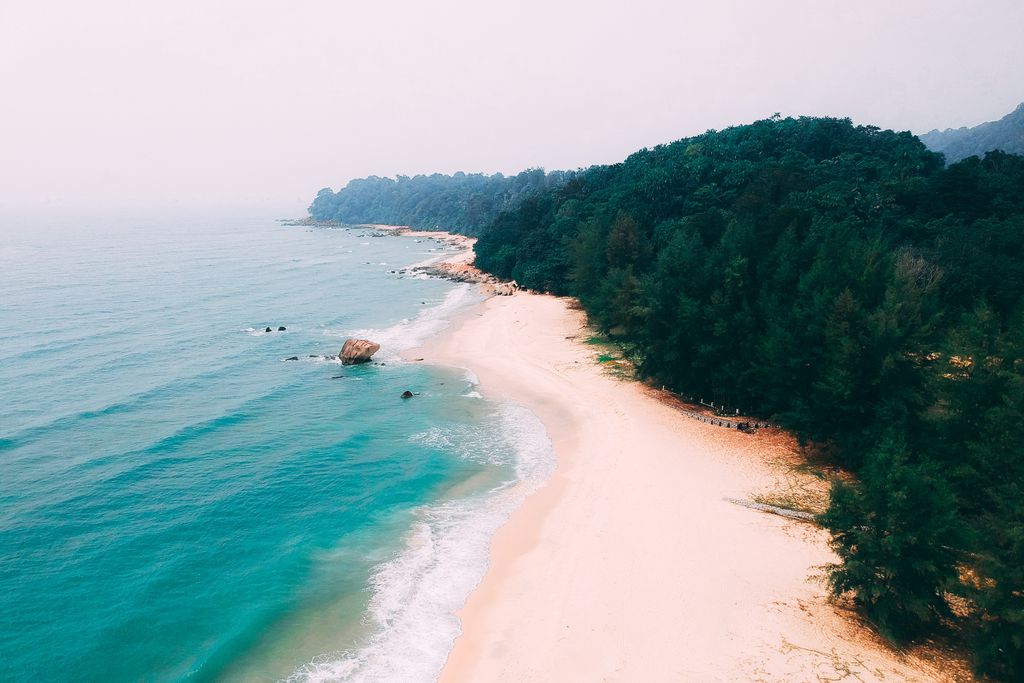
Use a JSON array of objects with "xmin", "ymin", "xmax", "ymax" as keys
[
  {"xmin": 820, "ymin": 438, "xmax": 963, "ymax": 642},
  {"xmin": 971, "ymin": 495, "xmax": 1024, "ymax": 680},
  {"xmin": 606, "ymin": 211, "xmax": 640, "ymax": 268},
  {"xmin": 316, "ymin": 116, "xmax": 1024, "ymax": 676}
]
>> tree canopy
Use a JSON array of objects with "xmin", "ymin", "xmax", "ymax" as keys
[
  {"xmin": 309, "ymin": 115, "xmax": 1024, "ymax": 679},
  {"xmin": 472, "ymin": 116, "xmax": 1024, "ymax": 679},
  {"xmin": 308, "ymin": 169, "xmax": 575, "ymax": 236}
]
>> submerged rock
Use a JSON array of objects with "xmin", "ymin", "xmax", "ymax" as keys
[
  {"xmin": 340, "ymin": 338, "xmax": 380, "ymax": 365},
  {"xmin": 284, "ymin": 356, "xmax": 299, "ymax": 361}
]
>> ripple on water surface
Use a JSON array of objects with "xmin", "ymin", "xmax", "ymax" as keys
[{"xmin": 0, "ymin": 212, "xmax": 552, "ymax": 682}]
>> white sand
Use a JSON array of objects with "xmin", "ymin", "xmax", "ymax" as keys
[{"xmin": 410, "ymin": 291, "xmax": 967, "ymax": 682}]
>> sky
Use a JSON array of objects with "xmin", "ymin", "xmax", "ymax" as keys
[{"xmin": 1, "ymin": 0, "xmax": 1022, "ymax": 212}]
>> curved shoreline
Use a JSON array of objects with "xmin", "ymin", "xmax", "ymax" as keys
[
  {"xmin": 362, "ymin": 223, "xmax": 970, "ymax": 681},
  {"xmin": 409, "ymin": 300, "xmax": 967, "ymax": 680}
]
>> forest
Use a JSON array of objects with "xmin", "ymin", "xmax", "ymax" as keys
[
  {"xmin": 308, "ymin": 169, "xmax": 574, "ymax": 236},
  {"xmin": 309, "ymin": 116, "xmax": 1023, "ymax": 679},
  {"xmin": 470, "ymin": 116, "xmax": 1023, "ymax": 680}
]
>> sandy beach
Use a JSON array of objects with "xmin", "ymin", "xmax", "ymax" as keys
[{"xmin": 395, "ymin": 233, "xmax": 971, "ymax": 681}]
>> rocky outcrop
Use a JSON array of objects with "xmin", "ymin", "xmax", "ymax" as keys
[
  {"xmin": 405, "ymin": 263, "xmax": 519, "ymax": 296},
  {"xmin": 411, "ymin": 263, "xmax": 499, "ymax": 285},
  {"xmin": 340, "ymin": 338, "xmax": 380, "ymax": 365},
  {"xmin": 493, "ymin": 280, "xmax": 518, "ymax": 296}
]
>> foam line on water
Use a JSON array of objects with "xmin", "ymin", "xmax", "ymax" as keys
[
  {"xmin": 327, "ymin": 284, "xmax": 477, "ymax": 361},
  {"xmin": 285, "ymin": 402, "xmax": 554, "ymax": 683},
  {"xmin": 402, "ymin": 243, "xmax": 467, "ymax": 272}
]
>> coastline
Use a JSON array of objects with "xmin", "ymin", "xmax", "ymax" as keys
[{"xmin": 390, "ymin": 230, "xmax": 971, "ymax": 681}]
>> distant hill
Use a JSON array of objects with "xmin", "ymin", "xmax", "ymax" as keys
[
  {"xmin": 919, "ymin": 101, "xmax": 1024, "ymax": 163},
  {"xmin": 308, "ymin": 169, "xmax": 574, "ymax": 236}
]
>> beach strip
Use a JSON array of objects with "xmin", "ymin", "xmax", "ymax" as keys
[{"xmin": 414, "ymin": 290, "xmax": 963, "ymax": 682}]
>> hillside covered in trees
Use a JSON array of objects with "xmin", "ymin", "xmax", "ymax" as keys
[
  {"xmin": 308, "ymin": 169, "xmax": 573, "ymax": 236},
  {"xmin": 470, "ymin": 117, "xmax": 1024, "ymax": 679},
  {"xmin": 920, "ymin": 101, "xmax": 1024, "ymax": 164},
  {"xmin": 306, "ymin": 115, "xmax": 1023, "ymax": 678}
]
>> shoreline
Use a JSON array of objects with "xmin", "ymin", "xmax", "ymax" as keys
[{"xmin": 387, "ymin": 230, "xmax": 971, "ymax": 681}]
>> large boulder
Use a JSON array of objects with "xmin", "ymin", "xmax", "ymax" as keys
[{"xmin": 340, "ymin": 338, "xmax": 380, "ymax": 365}]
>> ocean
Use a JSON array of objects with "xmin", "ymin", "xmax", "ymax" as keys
[{"xmin": 0, "ymin": 209, "xmax": 553, "ymax": 682}]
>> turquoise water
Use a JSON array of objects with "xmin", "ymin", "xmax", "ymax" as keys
[{"xmin": 0, "ymin": 210, "xmax": 551, "ymax": 682}]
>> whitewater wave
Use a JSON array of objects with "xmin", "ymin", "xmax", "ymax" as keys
[
  {"xmin": 402, "ymin": 251, "xmax": 459, "ymax": 274},
  {"xmin": 285, "ymin": 403, "xmax": 554, "ymax": 683},
  {"xmin": 326, "ymin": 285, "xmax": 477, "ymax": 361},
  {"xmin": 241, "ymin": 326, "xmax": 292, "ymax": 337}
]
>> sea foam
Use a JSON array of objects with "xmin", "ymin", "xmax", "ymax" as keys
[
  {"xmin": 285, "ymin": 403, "xmax": 554, "ymax": 683},
  {"xmin": 328, "ymin": 284, "xmax": 477, "ymax": 361}
]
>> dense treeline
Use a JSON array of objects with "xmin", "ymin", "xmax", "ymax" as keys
[
  {"xmin": 473, "ymin": 117, "xmax": 1024, "ymax": 679},
  {"xmin": 308, "ymin": 169, "xmax": 574, "ymax": 236},
  {"xmin": 920, "ymin": 101, "xmax": 1024, "ymax": 164}
]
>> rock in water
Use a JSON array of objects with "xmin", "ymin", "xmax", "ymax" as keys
[
  {"xmin": 278, "ymin": 326, "xmax": 287, "ymax": 331},
  {"xmin": 265, "ymin": 327, "xmax": 273, "ymax": 333},
  {"xmin": 401, "ymin": 390, "xmax": 414, "ymax": 399},
  {"xmin": 284, "ymin": 356, "xmax": 299, "ymax": 361},
  {"xmin": 340, "ymin": 338, "xmax": 380, "ymax": 365}
]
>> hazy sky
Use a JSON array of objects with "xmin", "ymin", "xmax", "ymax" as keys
[{"xmin": 1, "ymin": 0, "xmax": 1022, "ymax": 211}]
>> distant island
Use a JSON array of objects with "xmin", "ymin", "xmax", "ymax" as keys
[
  {"xmin": 920, "ymin": 101, "xmax": 1024, "ymax": 163},
  {"xmin": 310, "ymin": 114, "xmax": 1024, "ymax": 681}
]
